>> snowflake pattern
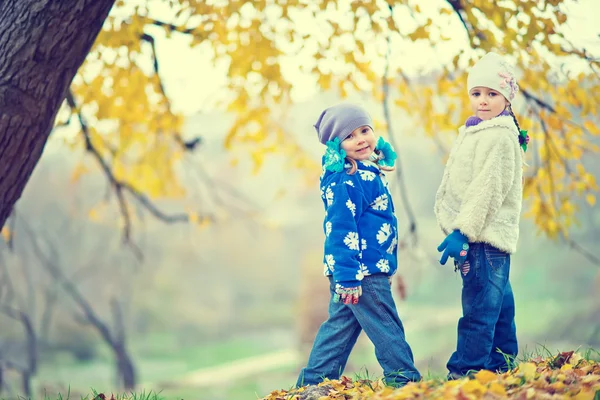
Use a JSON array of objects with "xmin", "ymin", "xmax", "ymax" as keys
[
  {"xmin": 358, "ymin": 170, "xmax": 376, "ymax": 181},
  {"xmin": 386, "ymin": 237, "xmax": 398, "ymax": 254},
  {"xmin": 325, "ymin": 186, "xmax": 334, "ymax": 206},
  {"xmin": 361, "ymin": 239, "xmax": 367, "ymax": 250},
  {"xmin": 325, "ymin": 254, "xmax": 336, "ymax": 271},
  {"xmin": 344, "ymin": 180, "xmax": 354, "ymax": 187},
  {"xmin": 343, "ymin": 232, "xmax": 359, "ymax": 250},
  {"xmin": 325, "ymin": 221, "xmax": 332, "ymax": 237},
  {"xmin": 355, "ymin": 270, "xmax": 364, "ymax": 281},
  {"xmin": 376, "ymin": 259, "xmax": 390, "ymax": 273},
  {"xmin": 376, "ymin": 223, "xmax": 392, "ymax": 244},
  {"xmin": 346, "ymin": 199, "xmax": 356, "ymax": 216},
  {"xmin": 359, "ymin": 263, "xmax": 369, "ymax": 276},
  {"xmin": 371, "ymin": 194, "xmax": 389, "ymax": 211}
]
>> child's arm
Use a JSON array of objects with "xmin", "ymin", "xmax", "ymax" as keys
[
  {"xmin": 451, "ymin": 132, "xmax": 517, "ymax": 241},
  {"xmin": 323, "ymin": 176, "xmax": 366, "ymax": 293}
]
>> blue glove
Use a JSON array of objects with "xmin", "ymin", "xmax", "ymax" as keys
[{"xmin": 437, "ymin": 230, "xmax": 469, "ymax": 266}]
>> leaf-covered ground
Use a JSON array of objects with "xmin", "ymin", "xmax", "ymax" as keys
[{"xmin": 262, "ymin": 351, "xmax": 600, "ymax": 399}]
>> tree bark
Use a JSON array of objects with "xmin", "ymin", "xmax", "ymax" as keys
[
  {"xmin": 115, "ymin": 344, "xmax": 136, "ymax": 389},
  {"xmin": 0, "ymin": 0, "xmax": 116, "ymax": 229}
]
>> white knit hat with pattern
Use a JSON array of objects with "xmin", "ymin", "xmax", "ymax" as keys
[{"xmin": 467, "ymin": 52, "xmax": 519, "ymax": 102}]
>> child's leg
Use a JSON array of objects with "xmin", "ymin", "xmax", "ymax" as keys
[
  {"xmin": 296, "ymin": 277, "xmax": 362, "ymax": 387},
  {"xmin": 348, "ymin": 275, "xmax": 421, "ymax": 387},
  {"xmin": 486, "ymin": 279, "xmax": 518, "ymax": 372},
  {"xmin": 447, "ymin": 243, "xmax": 510, "ymax": 377}
]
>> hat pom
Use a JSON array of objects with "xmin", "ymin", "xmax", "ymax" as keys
[
  {"xmin": 375, "ymin": 136, "xmax": 397, "ymax": 167},
  {"xmin": 322, "ymin": 137, "xmax": 347, "ymax": 172}
]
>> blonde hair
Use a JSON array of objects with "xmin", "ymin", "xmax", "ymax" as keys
[{"xmin": 345, "ymin": 150, "xmax": 395, "ymax": 175}]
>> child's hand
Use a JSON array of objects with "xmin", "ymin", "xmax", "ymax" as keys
[
  {"xmin": 437, "ymin": 230, "xmax": 469, "ymax": 266},
  {"xmin": 334, "ymin": 284, "xmax": 362, "ymax": 305}
]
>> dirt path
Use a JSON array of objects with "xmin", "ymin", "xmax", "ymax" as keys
[
  {"xmin": 148, "ymin": 308, "xmax": 460, "ymax": 389},
  {"xmin": 178, "ymin": 349, "xmax": 300, "ymax": 387}
]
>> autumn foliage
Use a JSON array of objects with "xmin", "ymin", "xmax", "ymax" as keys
[
  {"xmin": 263, "ymin": 351, "xmax": 600, "ymax": 400},
  {"xmin": 49, "ymin": 0, "xmax": 598, "ymax": 243}
]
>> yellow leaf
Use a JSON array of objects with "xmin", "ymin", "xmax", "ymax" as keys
[
  {"xmin": 460, "ymin": 379, "xmax": 486, "ymax": 396},
  {"xmin": 408, "ymin": 25, "xmax": 429, "ymax": 41},
  {"xmin": 574, "ymin": 389, "xmax": 596, "ymax": 400},
  {"xmin": 88, "ymin": 208, "xmax": 100, "ymax": 222},
  {"xmin": 586, "ymin": 194, "xmax": 596, "ymax": 206},
  {"xmin": 519, "ymin": 362, "xmax": 537, "ymax": 381},
  {"xmin": 584, "ymin": 120, "xmax": 599, "ymax": 135},
  {"xmin": 560, "ymin": 363, "xmax": 573, "ymax": 371},
  {"xmin": 188, "ymin": 212, "xmax": 199, "ymax": 224},
  {"xmin": 70, "ymin": 163, "xmax": 89, "ymax": 183},
  {"xmin": 474, "ymin": 369, "xmax": 497, "ymax": 384},
  {"xmin": 1, "ymin": 227, "xmax": 10, "ymax": 242},
  {"xmin": 489, "ymin": 382, "xmax": 507, "ymax": 396}
]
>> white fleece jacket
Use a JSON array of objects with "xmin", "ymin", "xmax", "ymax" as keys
[{"xmin": 434, "ymin": 116, "xmax": 523, "ymax": 254}]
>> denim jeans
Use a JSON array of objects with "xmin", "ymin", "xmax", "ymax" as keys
[
  {"xmin": 447, "ymin": 242, "xmax": 518, "ymax": 376},
  {"xmin": 296, "ymin": 275, "xmax": 421, "ymax": 387}
]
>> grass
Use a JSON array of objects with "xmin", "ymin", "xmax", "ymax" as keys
[
  {"xmin": 35, "ymin": 333, "xmax": 287, "ymax": 393},
  {"xmin": 32, "ymin": 390, "xmax": 165, "ymax": 400}
]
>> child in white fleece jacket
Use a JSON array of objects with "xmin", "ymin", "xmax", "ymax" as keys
[{"xmin": 434, "ymin": 52, "xmax": 530, "ymax": 378}]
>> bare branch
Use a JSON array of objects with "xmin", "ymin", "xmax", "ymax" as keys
[
  {"xmin": 445, "ymin": 0, "xmax": 469, "ymax": 33},
  {"xmin": 147, "ymin": 18, "xmax": 197, "ymax": 35},
  {"xmin": 521, "ymin": 88, "xmax": 557, "ymax": 113},
  {"xmin": 140, "ymin": 32, "xmax": 202, "ymax": 152},
  {"xmin": 19, "ymin": 220, "xmax": 118, "ymax": 349},
  {"xmin": 445, "ymin": 0, "xmax": 486, "ymax": 43},
  {"xmin": 0, "ymin": 305, "xmax": 37, "ymax": 375},
  {"xmin": 182, "ymin": 157, "xmax": 260, "ymax": 217},
  {"xmin": 382, "ymin": 15, "xmax": 418, "ymax": 245},
  {"xmin": 65, "ymin": 91, "xmax": 214, "ymax": 258},
  {"xmin": 39, "ymin": 287, "xmax": 59, "ymax": 343},
  {"xmin": 0, "ymin": 251, "xmax": 17, "ymax": 308},
  {"xmin": 564, "ymin": 237, "xmax": 600, "ymax": 266},
  {"xmin": 111, "ymin": 298, "xmax": 125, "ymax": 344},
  {"xmin": 19, "ymin": 218, "xmax": 138, "ymax": 388}
]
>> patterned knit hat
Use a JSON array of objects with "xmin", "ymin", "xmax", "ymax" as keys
[
  {"xmin": 314, "ymin": 103, "xmax": 373, "ymax": 145},
  {"xmin": 467, "ymin": 52, "xmax": 519, "ymax": 101}
]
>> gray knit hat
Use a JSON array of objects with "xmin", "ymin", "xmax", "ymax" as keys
[{"xmin": 314, "ymin": 103, "xmax": 373, "ymax": 145}]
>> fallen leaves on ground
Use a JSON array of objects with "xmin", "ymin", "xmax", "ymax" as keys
[{"xmin": 262, "ymin": 351, "xmax": 600, "ymax": 399}]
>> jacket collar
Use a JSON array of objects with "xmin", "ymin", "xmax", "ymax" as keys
[
  {"xmin": 463, "ymin": 115, "xmax": 519, "ymax": 136},
  {"xmin": 321, "ymin": 158, "xmax": 381, "ymax": 180}
]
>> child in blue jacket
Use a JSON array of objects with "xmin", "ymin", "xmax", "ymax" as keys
[{"xmin": 296, "ymin": 103, "xmax": 421, "ymax": 388}]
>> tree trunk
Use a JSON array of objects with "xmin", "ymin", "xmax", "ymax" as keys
[
  {"xmin": 115, "ymin": 344, "xmax": 136, "ymax": 390},
  {"xmin": 20, "ymin": 371, "xmax": 31, "ymax": 399},
  {"xmin": 0, "ymin": 0, "xmax": 116, "ymax": 229}
]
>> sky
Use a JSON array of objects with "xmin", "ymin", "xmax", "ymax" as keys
[{"xmin": 143, "ymin": 0, "xmax": 600, "ymax": 116}]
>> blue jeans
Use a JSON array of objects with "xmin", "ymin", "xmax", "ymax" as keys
[
  {"xmin": 296, "ymin": 275, "xmax": 421, "ymax": 387},
  {"xmin": 447, "ymin": 243, "xmax": 518, "ymax": 376}
]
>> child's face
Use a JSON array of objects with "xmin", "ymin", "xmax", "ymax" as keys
[
  {"xmin": 341, "ymin": 125, "xmax": 376, "ymax": 161},
  {"xmin": 469, "ymin": 86, "xmax": 509, "ymax": 120}
]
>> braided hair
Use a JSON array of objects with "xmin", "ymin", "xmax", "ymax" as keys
[
  {"xmin": 507, "ymin": 104, "xmax": 528, "ymax": 150},
  {"xmin": 345, "ymin": 151, "xmax": 395, "ymax": 175},
  {"xmin": 507, "ymin": 104, "xmax": 521, "ymax": 132}
]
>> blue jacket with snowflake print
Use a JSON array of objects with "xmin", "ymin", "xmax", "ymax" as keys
[{"xmin": 320, "ymin": 160, "xmax": 398, "ymax": 289}]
